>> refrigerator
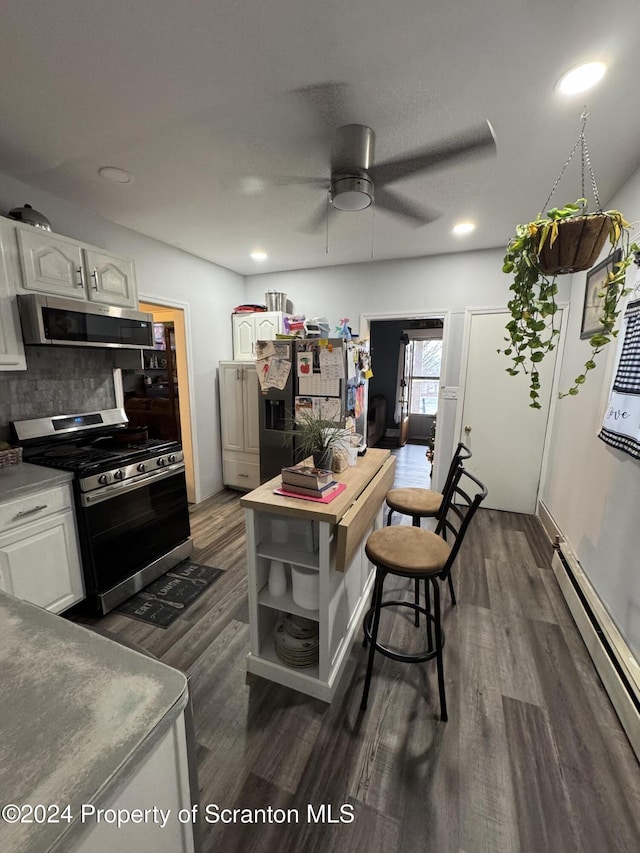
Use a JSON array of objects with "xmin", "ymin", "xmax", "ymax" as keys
[{"xmin": 257, "ymin": 338, "xmax": 370, "ymax": 483}]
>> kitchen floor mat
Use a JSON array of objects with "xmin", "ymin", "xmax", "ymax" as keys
[{"xmin": 115, "ymin": 562, "xmax": 224, "ymax": 628}]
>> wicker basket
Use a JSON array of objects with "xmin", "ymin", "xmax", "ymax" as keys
[
  {"xmin": 0, "ymin": 447, "xmax": 23, "ymax": 468},
  {"xmin": 538, "ymin": 214, "xmax": 612, "ymax": 275}
]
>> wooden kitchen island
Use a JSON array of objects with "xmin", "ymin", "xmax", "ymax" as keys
[{"xmin": 240, "ymin": 448, "xmax": 395, "ymax": 702}]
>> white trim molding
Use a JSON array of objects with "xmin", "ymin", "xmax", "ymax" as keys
[{"xmin": 539, "ymin": 500, "xmax": 640, "ymax": 762}]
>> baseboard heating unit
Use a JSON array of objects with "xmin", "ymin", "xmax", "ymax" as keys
[{"xmin": 539, "ymin": 501, "xmax": 640, "ymax": 762}]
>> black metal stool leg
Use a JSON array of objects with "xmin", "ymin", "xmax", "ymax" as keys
[
  {"xmin": 362, "ymin": 568, "xmax": 384, "ymax": 648},
  {"xmin": 386, "ymin": 508, "xmax": 394, "ymax": 526},
  {"xmin": 412, "ymin": 515, "xmax": 421, "ymax": 625},
  {"xmin": 447, "ymin": 571, "xmax": 457, "ymax": 607},
  {"xmin": 361, "ymin": 569, "xmax": 386, "ymax": 711},
  {"xmin": 424, "ymin": 578, "xmax": 433, "ymax": 653},
  {"xmin": 431, "ymin": 578, "xmax": 447, "ymax": 721}
]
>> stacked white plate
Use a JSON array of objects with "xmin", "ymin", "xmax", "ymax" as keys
[
  {"xmin": 291, "ymin": 565, "xmax": 320, "ymax": 610},
  {"xmin": 274, "ymin": 614, "xmax": 319, "ymax": 668}
]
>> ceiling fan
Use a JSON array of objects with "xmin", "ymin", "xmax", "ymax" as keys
[
  {"xmin": 297, "ymin": 120, "xmax": 497, "ymax": 232},
  {"xmin": 282, "ymin": 85, "xmax": 497, "ymax": 232}
]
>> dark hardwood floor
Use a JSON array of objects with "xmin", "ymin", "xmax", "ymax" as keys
[{"xmin": 92, "ymin": 442, "xmax": 640, "ymax": 853}]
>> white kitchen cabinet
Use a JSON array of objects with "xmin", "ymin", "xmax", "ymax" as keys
[
  {"xmin": 240, "ymin": 451, "xmax": 396, "ymax": 701},
  {"xmin": 0, "ymin": 219, "xmax": 26, "ymax": 370},
  {"xmin": 70, "ymin": 714, "xmax": 195, "ymax": 853},
  {"xmin": 0, "ymin": 591, "xmax": 198, "ymax": 853},
  {"xmin": 15, "ymin": 224, "xmax": 138, "ymax": 308},
  {"xmin": 232, "ymin": 311, "xmax": 283, "ymax": 360},
  {"xmin": 0, "ymin": 483, "xmax": 84, "ymax": 613},
  {"xmin": 219, "ymin": 361, "xmax": 260, "ymax": 489}
]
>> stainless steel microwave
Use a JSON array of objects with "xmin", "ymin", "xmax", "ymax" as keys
[{"xmin": 17, "ymin": 294, "xmax": 154, "ymax": 350}]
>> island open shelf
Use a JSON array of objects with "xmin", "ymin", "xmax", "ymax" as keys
[{"xmin": 241, "ymin": 448, "xmax": 395, "ymax": 702}]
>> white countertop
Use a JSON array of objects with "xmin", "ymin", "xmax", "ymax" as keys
[
  {"xmin": 0, "ymin": 462, "xmax": 74, "ymax": 501},
  {"xmin": 0, "ymin": 592, "xmax": 188, "ymax": 853}
]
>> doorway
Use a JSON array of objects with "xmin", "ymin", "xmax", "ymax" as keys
[
  {"xmin": 132, "ymin": 300, "xmax": 196, "ymax": 503},
  {"xmin": 366, "ymin": 312, "xmax": 448, "ymax": 488},
  {"xmin": 404, "ymin": 328, "xmax": 443, "ymax": 449}
]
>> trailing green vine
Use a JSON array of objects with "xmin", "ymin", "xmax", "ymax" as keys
[{"xmin": 501, "ymin": 199, "xmax": 638, "ymax": 407}]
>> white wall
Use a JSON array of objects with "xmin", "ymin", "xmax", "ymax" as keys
[
  {"xmin": 0, "ymin": 171, "xmax": 244, "ymax": 501},
  {"xmin": 246, "ymin": 249, "xmax": 572, "ymax": 487},
  {"xmin": 541, "ymin": 164, "xmax": 640, "ymax": 660}
]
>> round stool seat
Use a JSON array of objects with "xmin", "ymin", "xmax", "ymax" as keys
[
  {"xmin": 365, "ymin": 525, "xmax": 451, "ymax": 576},
  {"xmin": 386, "ymin": 487, "xmax": 442, "ymax": 518}
]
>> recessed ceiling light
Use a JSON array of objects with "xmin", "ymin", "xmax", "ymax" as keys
[
  {"xmin": 452, "ymin": 222, "xmax": 475, "ymax": 235},
  {"xmin": 240, "ymin": 176, "xmax": 267, "ymax": 196},
  {"xmin": 98, "ymin": 166, "xmax": 134, "ymax": 184},
  {"xmin": 250, "ymin": 251, "xmax": 268, "ymax": 261},
  {"xmin": 557, "ymin": 61, "xmax": 606, "ymax": 95}
]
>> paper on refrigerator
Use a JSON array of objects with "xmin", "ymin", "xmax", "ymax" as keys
[{"xmin": 256, "ymin": 355, "xmax": 291, "ymax": 391}]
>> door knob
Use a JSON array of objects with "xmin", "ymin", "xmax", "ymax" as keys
[{"xmin": 464, "ymin": 425, "xmax": 472, "ymax": 433}]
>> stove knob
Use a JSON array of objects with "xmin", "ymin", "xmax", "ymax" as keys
[
  {"xmin": 137, "ymin": 463, "xmax": 146, "ymax": 473},
  {"xmin": 157, "ymin": 457, "xmax": 166, "ymax": 467},
  {"xmin": 113, "ymin": 469, "xmax": 123, "ymax": 480},
  {"xmin": 168, "ymin": 454, "xmax": 176, "ymax": 464},
  {"xmin": 98, "ymin": 473, "xmax": 110, "ymax": 485}
]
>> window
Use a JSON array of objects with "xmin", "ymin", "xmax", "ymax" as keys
[{"xmin": 408, "ymin": 338, "xmax": 442, "ymax": 415}]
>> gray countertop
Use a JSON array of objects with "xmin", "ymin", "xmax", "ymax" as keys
[
  {"xmin": 0, "ymin": 592, "xmax": 188, "ymax": 853},
  {"xmin": 0, "ymin": 462, "xmax": 74, "ymax": 502}
]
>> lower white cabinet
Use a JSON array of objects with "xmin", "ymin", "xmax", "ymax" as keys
[
  {"xmin": 219, "ymin": 361, "xmax": 260, "ymax": 490},
  {"xmin": 69, "ymin": 713, "xmax": 195, "ymax": 853},
  {"xmin": 0, "ymin": 483, "xmax": 84, "ymax": 613}
]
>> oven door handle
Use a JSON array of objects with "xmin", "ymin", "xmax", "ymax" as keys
[{"xmin": 80, "ymin": 462, "xmax": 185, "ymax": 506}]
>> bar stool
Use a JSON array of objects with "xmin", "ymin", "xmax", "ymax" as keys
[
  {"xmin": 361, "ymin": 467, "xmax": 487, "ymax": 720},
  {"xmin": 385, "ymin": 441, "xmax": 471, "ymax": 612}
]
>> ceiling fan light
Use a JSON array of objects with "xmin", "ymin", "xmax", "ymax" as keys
[
  {"xmin": 98, "ymin": 166, "xmax": 134, "ymax": 184},
  {"xmin": 330, "ymin": 176, "xmax": 373, "ymax": 211},
  {"xmin": 556, "ymin": 61, "xmax": 606, "ymax": 95},
  {"xmin": 452, "ymin": 221, "xmax": 475, "ymax": 235}
]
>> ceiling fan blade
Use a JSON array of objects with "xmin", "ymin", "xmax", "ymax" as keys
[
  {"xmin": 374, "ymin": 187, "xmax": 439, "ymax": 226},
  {"xmin": 272, "ymin": 176, "xmax": 327, "ymax": 188},
  {"xmin": 291, "ymin": 81, "xmax": 349, "ymax": 132},
  {"xmin": 369, "ymin": 120, "xmax": 496, "ymax": 186},
  {"xmin": 300, "ymin": 198, "xmax": 330, "ymax": 234}
]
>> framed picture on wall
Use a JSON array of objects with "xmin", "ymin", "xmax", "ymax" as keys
[{"xmin": 580, "ymin": 249, "xmax": 623, "ymax": 339}]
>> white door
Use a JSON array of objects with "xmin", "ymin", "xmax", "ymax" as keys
[
  {"xmin": 219, "ymin": 363, "xmax": 245, "ymax": 452},
  {"xmin": 0, "ymin": 511, "xmax": 84, "ymax": 613},
  {"xmin": 254, "ymin": 312, "xmax": 282, "ymax": 341},
  {"xmin": 243, "ymin": 366, "xmax": 261, "ymax": 454},
  {"xmin": 17, "ymin": 227, "xmax": 85, "ymax": 298},
  {"xmin": 84, "ymin": 249, "xmax": 136, "ymax": 307},
  {"xmin": 458, "ymin": 310, "xmax": 560, "ymax": 513},
  {"xmin": 233, "ymin": 314, "xmax": 256, "ymax": 360}
]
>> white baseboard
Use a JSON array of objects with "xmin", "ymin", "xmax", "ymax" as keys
[{"xmin": 539, "ymin": 501, "xmax": 640, "ymax": 761}]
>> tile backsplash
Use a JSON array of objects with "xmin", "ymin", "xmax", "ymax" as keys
[{"xmin": 0, "ymin": 346, "xmax": 116, "ymax": 441}]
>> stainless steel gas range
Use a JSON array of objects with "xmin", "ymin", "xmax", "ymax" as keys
[{"xmin": 12, "ymin": 408, "xmax": 193, "ymax": 614}]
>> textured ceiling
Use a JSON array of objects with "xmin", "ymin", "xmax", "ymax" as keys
[{"xmin": 1, "ymin": 0, "xmax": 639, "ymax": 275}]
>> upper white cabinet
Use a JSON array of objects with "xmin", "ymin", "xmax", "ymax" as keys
[
  {"xmin": 0, "ymin": 220, "xmax": 26, "ymax": 370},
  {"xmin": 80, "ymin": 248, "xmax": 136, "ymax": 306},
  {"xmin": 16, "ymin": 225, "xmax": 138, "ymax": 308},
  {"xmin": 232, "ymin": 311, "xmax": 283, "ymax": 360}
]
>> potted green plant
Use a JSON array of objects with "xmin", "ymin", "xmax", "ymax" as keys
[
  {"xmin": 501, "ymin": 198, "xmax": 637, "ymax": 406},
  {"xmin": 284, "ymin": 409, "xmax": 352, "ymax": 470}
]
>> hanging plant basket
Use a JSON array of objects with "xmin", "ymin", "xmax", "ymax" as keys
[
  {"xmin": 500, "ymin": 112, "xmax": 638, "ymax": 406},
  {"xmin": 537, "ymin": 213, "xmax": 612, "ymax": 274}
]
